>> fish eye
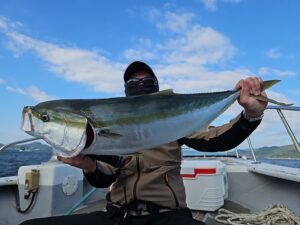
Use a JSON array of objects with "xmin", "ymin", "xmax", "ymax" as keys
[{"xmin": 41, "ymin": 113, "xmax": 50, "ymax": 122}]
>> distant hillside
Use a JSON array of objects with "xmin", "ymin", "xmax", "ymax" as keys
[{"xmin": 237, "ymin": 144, "xmax": 300, "ymax": 159}]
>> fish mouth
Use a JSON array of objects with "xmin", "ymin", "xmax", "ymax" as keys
[
  {"xmin": 21, "ymin": 107, "xmax": 34, "ymax": 133},
  {"xmin": 84, "ymin": 121, "xmax": 95, "ymax": 149}
]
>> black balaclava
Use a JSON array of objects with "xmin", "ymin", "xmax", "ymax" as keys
[{"xmin": 124, "ymin": 61, "xmax": 159, "ymax": 96}]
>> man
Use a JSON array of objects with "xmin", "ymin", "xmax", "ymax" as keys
[{"xmin": 21, "ymin": 61, "xmax": 267, "ymax": 225}]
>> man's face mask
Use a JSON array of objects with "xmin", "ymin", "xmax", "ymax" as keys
[{"xmin": 125, "ymin": 76, "xmax": 159, "ymax": 96}]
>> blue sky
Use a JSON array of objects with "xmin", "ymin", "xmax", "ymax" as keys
[{"xmin": 0, "ymin": 0, "xmax": 299, "ymax": 149}]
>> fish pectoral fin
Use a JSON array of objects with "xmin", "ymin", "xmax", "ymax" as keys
[
  {"xmin": 150, "ymin": 89, "xmax": 175, "ymax": 95},
  {"xmin": 251, "ymin": 95, "xmax": 293, "ymax": 106},
  {"xmin": 97, "ymin": 128, "xmax": 122, "ymax": 138}
]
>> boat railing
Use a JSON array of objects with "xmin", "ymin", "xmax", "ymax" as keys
[
  {"xmin": 0, "ymin": 137, "xmax": 41, "ymax": 152},
  {"xmin": 243, "ymin": 105, "xmax": 300, "ymax": 161}
]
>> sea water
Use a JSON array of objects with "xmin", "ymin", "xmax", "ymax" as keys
[
  {"xmin": 1, "ymin": 148, "xmax": 300, "ymax": 177},
  {"xmin": 0, "ymin": 148, "xmax": 53, "ymax": 177}
]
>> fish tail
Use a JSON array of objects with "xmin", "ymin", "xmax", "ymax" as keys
[
  {"xmin": 251, "ymin": 95, "xmax": 293, "ymax": 106},
  {"xmin": 247, "ymin": 80, "xmax": 293, "ymax": 106},
  {"xmin": 262, "ymin": 80, "xmax": 281, "ymax": 90}
]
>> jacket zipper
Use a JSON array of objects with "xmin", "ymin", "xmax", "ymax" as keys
[
  {"xmin": 133, "ymin": 156, "xmax": 140, "ymax": 200},
  {"xmin": 165, "ymin": 173, "xmax": 179, "ymax": 207}
]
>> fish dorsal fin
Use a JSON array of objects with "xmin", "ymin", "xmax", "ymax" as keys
[{"xmin": 150, "ymin": 89, "xmax": 175, "ymax": 96}]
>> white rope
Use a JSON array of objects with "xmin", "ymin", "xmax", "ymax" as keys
[{"xmin": 214, "ymin": 204, "xmax": 300, "ymax": 225}]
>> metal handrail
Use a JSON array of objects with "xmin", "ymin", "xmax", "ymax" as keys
[
  {"xmin": 247, "ymin": 138, "xmax": 257, "ymax": 162},
  {"xmin": 266, "ymin": 106, "xmax": 300, "ymax": 111},
  {"xmin": 273, "ymin": 108, "xmax": 300, "ymax": 155},
  {"xmin": 0, "ymin": 138, "xmax": 41, "ymax": 152},
  {"xmin": 246, "ymin": 105, "xmax": 300, "ymax": 160}
]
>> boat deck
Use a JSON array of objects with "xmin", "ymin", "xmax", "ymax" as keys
[
  {"xmin": 73, "ymin": 199, "xmax": 250, "ymax": 225},
  {"xmin": 71, "ymin": 157, "xmax": 300, "ymax": 224}
]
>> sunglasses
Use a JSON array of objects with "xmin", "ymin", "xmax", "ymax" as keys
[{"xmin": 125, "ymin": 77, "xmax": 157, "ymax": 88}]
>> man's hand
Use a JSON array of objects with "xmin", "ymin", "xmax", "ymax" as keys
[
  {"xmin": 57, "ymin": 154, "xmax": 96, "ymax": 174},
  {"xmin": 235, "ymin": 77, "xmax": 268, "ymax": 117}
]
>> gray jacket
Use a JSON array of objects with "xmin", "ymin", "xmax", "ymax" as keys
[{"xmin": 84, "ymin": 112, "xmax": 261, "ymax": 208}]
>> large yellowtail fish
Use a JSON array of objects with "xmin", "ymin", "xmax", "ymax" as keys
[{"xmin": 21, "ymin": 80, "xmax": 291, "ymax": 157}]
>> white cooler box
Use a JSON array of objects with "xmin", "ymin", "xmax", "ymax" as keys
[
  {"xmin": 181, "ymin": 159, "xmax": 228, "ymax": 211},
  {"xmin": 18, "ymin": 162, "xmax": 83, "ymax": 216}
]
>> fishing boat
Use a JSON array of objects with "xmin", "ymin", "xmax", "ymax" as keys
[{"xmin": 0, "ymin": 105, "xmax": 299, "ymax": 225}]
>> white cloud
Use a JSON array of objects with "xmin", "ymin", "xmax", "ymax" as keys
[
  {"xmin": 6, "ymin": 85, "xmax": 54, "ymax": 102},
  {"xmin": 0, "ymin": 16, "xmax": 126, "ymax": 94},
  {"xmin": 126, "ymin": 10, "xmax": 236, "ymax": 67},
  {"xmin": 1, "ymin": 13, "xmax": 237, "ymax": 96},
  {"xmin": 272, "ymin": 69, "xmax": 296, "ymax": 77},
  {"xmin": 157, "ymin": 66, "xmax": 248, "ymax": 93},
  {"xmin": 148, "ymin": 10, "xmax": 194, "ymax": 32},
  {"xmin": 123, "ymin": 48, "xmax": 156, "ymax": 61},
  {"xmin": 6, "ymin": 86, "xmax": 26, "ymax": 95},
  {"xmin": 0, "ymin": 15, "xmax": 293, "ymax": 104},
  {"xmin": 161, "ymin": 26, "xmax": 236, "ymax": 65},
  {"xmin": 0, "ymin": 78, "xmax": 4, "ymax": 85},
  {"xmin": 4, "ymin": 31, "xmax": 125, "ymax": 93},
  {"xmin": 258, "ymin": 67, "xmax": 270, "ymax": 76},
  {"xmin": 223, "ymin": 0, "xmax": 241, "ymax": 2},
  {"xmin": 201, "ymin": 0, "xmax": 218, "ymax": 11},
  {"xmin": 266, "ymin": 47, "xmax": 281, "ymax": 59},
  {"xmin": 0, "ymin": 16, "xmax": 23, "ymax": 31},
  {"xmin": 201, "ymin": 0, "xmax": 242, "ymax": 12},
  {"xmin": 258, "ymin": 67, "xmax": 296, "ymax": 77},
  {"xmin": 123, "ymin": 38, "xmax": 156, "ymax": 60},
  {"xmin": 26, "ymin": 86, "xmax": 54, "ymax": 102}
]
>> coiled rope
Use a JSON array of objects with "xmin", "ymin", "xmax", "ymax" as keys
[{"xmin": 215, "ymin": 204, "xmax": 300, "ymax": 225}]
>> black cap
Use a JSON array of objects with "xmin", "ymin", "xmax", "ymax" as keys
[{"xmin": 123, "ymin": 61, "xmax": 157, "ymax": 82}]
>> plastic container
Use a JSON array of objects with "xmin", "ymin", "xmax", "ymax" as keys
[
  {"xmin": 181, "ymin": 159, "xmax": 228, "ymax": 211},
  {"xmin": 18, "ymin": 162, "xmax": 83, "ymax": 216}
]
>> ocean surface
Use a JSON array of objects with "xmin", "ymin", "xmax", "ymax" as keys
[
  {"xmin": 0, "ymin": 149, "xmax": 53, "ymax": 177},
  {"xmin": 182, "ymin": 149, "xmax": 300, "ymax": 169},
  {"xmin": 0, "ymin": 148, "xmax": 300, "ymax": 177}
]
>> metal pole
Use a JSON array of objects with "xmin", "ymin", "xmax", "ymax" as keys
[
  {"xmin": 0, "ymin": 138, "xmax": 41, "ymax": 151},
  {"xmin": 235, "ymin": 147, "xmax": 240, "ymax": 158},
  {"xmin": 276, "ymin": 109, "xmax": 300, "ymax": 155},
  {"xmin": 247, "ymin": 138, "xmax": 257, "ymax": 162}
]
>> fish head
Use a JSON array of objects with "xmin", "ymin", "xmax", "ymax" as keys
[{"xmin": 21, "ymin": 105, "xmax": 92, "ymax": 157}]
